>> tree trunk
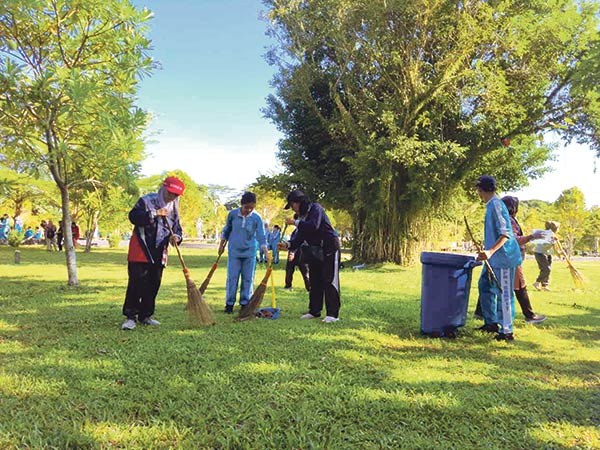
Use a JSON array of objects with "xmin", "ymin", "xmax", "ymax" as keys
[
  {"xmin": 84, "ymin": 210, "xmax": 99, "ymax": 253},
  {"xmin": 59, "ymin": 186, "xmax": 79, "ymax": 286}
]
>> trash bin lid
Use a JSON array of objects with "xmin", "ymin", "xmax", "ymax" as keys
[{"xmin": 420, "ymin": 252, "xmax": 476, "ymax": 267}]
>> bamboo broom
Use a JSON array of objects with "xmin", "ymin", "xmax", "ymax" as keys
[
  {"xmin": 164, "ymin": 219, "xmax": 215, "ymax": 326},
  {"xmin": 553, "ymin": 237, "xmax": 586, "ymax": 288},
  {"xmin": 464, "ymin": 216, "xmax": 502, "ymax": 292},
  {"xmin": 199, "ymin": 247, "xmax": 225, "ymax": 295}
]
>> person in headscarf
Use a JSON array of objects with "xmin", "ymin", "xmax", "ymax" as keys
[
  {"xmin": 121, "ymin": 176, "xmax": 185, "ymax": 330},
  {"xmin": 474, "ymin": 196, "xmax": 546, "ymax": 324}
]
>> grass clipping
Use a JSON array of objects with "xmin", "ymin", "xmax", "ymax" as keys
[{"xmin": 183, "ymin": 268, "xmax": 215, "ymax": 326}]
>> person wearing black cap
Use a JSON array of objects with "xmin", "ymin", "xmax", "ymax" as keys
[
  {"xmin": 474, "ymin": 196, "xmax": 547, "ymax": 324},
  {"xmin": 278, "ymin": 190, "xmax": 341, "ymax": 323},
  {"xmin": 475, "ymin": 176, "xmax": 522, "ymax": 341},
  {"xmin": 121, "ymin": 176, "xmax": 185, "ymax": 330}
]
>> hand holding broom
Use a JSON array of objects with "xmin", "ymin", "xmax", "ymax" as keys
[
  {"xmin": 163, "ymin": 218, "xmax": 215, "ymax": 325},
  {"xmin": 464, "ymin": 216, "xmax": 502, "ymax": 293}
]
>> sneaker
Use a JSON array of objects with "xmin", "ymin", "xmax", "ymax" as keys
[
  {"xmin": 525, "ymin": 314, "xmax": 547, "ymax": 324},
  {"xmin": 478, "ymin": 323, "xmax": 499, "ymax": 333},
  {"xmin": 321, "ymin": 316, "xmax": 339, "ymax": 323},
  {"xmin": 300, "ymin": 313, "xmax": 318, "ymax": 319},
  {"xmin": 224, "ymin": 305, "xmax": 233, "ymax": 314},
  {"xmin": 533, "ymin": 282, "xmax": 542, "ymax": 291},
  {"xmin": 473, "ymin": 313, "xmax": 484, "ymax": 321},
  {"xmin": 283, "ymin": 286, "xmax": 293, "ymax": 290},
  {"xmin": 542, "ymin": 285, "xmax": 551, "ymax": 291},
  {"xmin": 121, "ymin": 319, "xmax": 136, "ymax": 330},
  {"xmin": 140, "ymin": 317, "xmax": 160, "ymax": 326},
  {"xmin": 495, "ymin": 332, "xmax": 515, "ymax": 341}
]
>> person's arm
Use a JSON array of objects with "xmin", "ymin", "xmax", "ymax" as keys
[
  {"xmin": 477, "ymin": 235, "xmax": 509, "ymax": 260},
  {"xmin": 128, "ymin": 197, "xmax": 154, "ymax": 226}
]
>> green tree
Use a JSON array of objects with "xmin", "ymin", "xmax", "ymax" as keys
[
  {"xmin": 0, "ymin": 0, "xmax": 154, "ymax": 284},
  {"xmin": 263, "ymin": 0, "xmax": 600, "ymax": 263},
  {"xmin": 554, "ymin": 187, "xmax": 589, "ymax": 255}
]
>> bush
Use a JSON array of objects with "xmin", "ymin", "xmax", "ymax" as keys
[{"xmin": 7, "ymin": 230, "xmax": 24, "ymax": 248}]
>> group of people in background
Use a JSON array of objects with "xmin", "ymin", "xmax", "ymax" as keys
[{"xmin": 0, "ymin": 214, "xmax": 79, "ymax": 250}]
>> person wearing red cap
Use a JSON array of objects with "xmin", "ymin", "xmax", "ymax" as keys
[{"xmin": 121, "ymin": 176, "xmax": 185, "ymax": 330}]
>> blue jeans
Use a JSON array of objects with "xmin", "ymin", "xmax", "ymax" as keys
[
  {"xmin": 478, "ymin": 265, "xmax": 516, "ymax": 333},
  {"xmin": 226, "ymin": 256, "xmax": 256, "ymax": 306}
]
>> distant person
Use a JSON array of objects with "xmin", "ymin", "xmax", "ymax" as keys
[
  {"xmin": 57, "ymin": 220, "xmax": 64, "ymax": 251},
  {"xmin": 278, "ymin": 190, "xmax": 341, "ymax": 323},
  {"xmin": 474, "ymin": 176, "xmax": 522, "ymax": 341},
  {"xmin": 45, "ymin": 220, "xmax": 58, "ymax": 251},
  {"xmin": 258, "ymin": 221, "xmax": 271, "ymax": 263},
  {"xmin": 121, "ymin": 176, "xmax": 185, "ymax": 330},
  {"xmin": 71, "ymin": 221, "xmax": 80, "ymax": 248},
  {"xmin": 219, "ymin": 192, "xmax": 268, "ymax": 314},
  {"xmin": 270, "ymin": 224, "xmax": 282, "ymax": 264},
  {"xmin": 533, "ymin": 221, "xmax": 560, "ymax": 291},
  {"xmin": 23, "ymin": 226, "xmax": 34, "ymax": 241}
]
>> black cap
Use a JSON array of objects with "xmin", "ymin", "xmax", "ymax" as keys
[
  {"xmin": 284, "ymin": 190, "xmax": 305, "ymax": 209},
  {"xmin": 476, "ymin": 176, "xmax": 496, "ymax": 192}
]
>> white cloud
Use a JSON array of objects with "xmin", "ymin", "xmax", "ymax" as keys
[{"xmin": 141, "ymin": 133, "xmax": 282, "ymax": 190}]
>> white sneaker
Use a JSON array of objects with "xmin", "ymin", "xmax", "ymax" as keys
[
  {"xmin": 300, "ymin": 313, "xmax": 318, "ymax": 319},
  {"xmin": 121, "ymin": 319, "xmax": 136, "ymax": 330},
  {"xmin": 140, "ymin": 317, "xmax": 161, "ymax": 326},
  {"xmin": 533, "ymin": 282, "xmax": 542, "ymax": 291},
  {"xmin": 321, "ymin": 316, "xmax": 339, "ymax": 323}
]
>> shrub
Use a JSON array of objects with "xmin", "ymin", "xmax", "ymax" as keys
[{"xmin": 7, "ymin": 230, "xmax": 24, "ymax": 248}]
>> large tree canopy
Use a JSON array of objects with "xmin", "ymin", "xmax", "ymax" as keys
[
  {"xmin": 263, "ymin": 0, "xmax": 600, "ymax": 263},
  {"xmin": 0, "ymin": 0, "xmax": 154, "ymax": 284}
]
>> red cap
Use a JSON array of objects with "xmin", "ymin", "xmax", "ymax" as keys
[{"xmin": 163, "ymin": 176, "xmax": 185, "ymax": 195}]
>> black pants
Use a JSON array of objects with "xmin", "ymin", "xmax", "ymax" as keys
[
  {"xmin": 535, "ymin": 253, "xmax": 552, "ymax": 286},
  {"xmin": 123, "ymin": 262, "xmax": 164, "ymax": 321},
  {"xmin": 307, "ymin": 241, "xmax": 341, "ymax": 318},
  {"xmin": 285, "ymin": 249, "xmax": 310, "ymax": 291}
]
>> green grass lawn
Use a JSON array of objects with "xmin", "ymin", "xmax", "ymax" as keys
[{"xmin": 0, "ymin": 246, "xmax": 598, "ymax": 449}]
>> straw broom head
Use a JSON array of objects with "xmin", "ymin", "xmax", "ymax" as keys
[
  {"xmin": 183, "ymin": 269, "xmax": 215, "ymax": 326},
  {"xmin": 237, "ymin": 267, "xmax": 272, "ymax": 321}
]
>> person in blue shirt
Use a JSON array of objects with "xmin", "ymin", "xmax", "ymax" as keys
[
  {"xmin": 219, "ymin": 192, "xmax": 268, "ymax": 314},
  {"xmin": 475, "ymin": 176, "xmax": 522, "ymax": 341},
  {"xmin": 270, "ymin": 224, "xmax": 282, "ymax": 263}
]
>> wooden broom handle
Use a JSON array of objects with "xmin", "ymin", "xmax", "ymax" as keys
[{"xmin": 162, "ymin": 217, "xmax": 187, "ymax": 271}]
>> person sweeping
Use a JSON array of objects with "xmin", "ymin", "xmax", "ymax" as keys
[
  {"xmin": 121, "ymin": 176, "xmax": 185, "ymax": 330},
  {"xmin": 219, "ymin": 192, "xmax": 268, "ymax": 314}
]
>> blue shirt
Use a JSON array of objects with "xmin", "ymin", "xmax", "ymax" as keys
[
  {"xmin": 222, "ymin": 208, "xmax": 267, "ymax": 258},
  {"xmin": 484, "ymin": 196, "xmax": 522, "ymax": 268}
]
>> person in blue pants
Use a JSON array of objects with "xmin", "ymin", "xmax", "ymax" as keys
[
  {"xmin": 270, "ymin": 224, "xmax": 282, "ymax": 263},
  {"xmin": 475, "ymin": 176, "xmax": 522, "ymax": 341},
  {"xmin": 219, "ymin": 192, "xmax": 268, "ymax": 314}
]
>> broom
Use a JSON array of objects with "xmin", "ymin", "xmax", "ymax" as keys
[
  {"xmin": 237, "ymin": 254, "xmax": 273, "ymax": 321},
  {"xmin": 464, "ymin": 216, "xmax": 502, "ymax": 293},
  {"xmin": 199, "ymin": 245, "xmax": 225, "ymax": 295},
  {"xmin": 164, "ymin": 219, "xmax": 215, "ymax": 325},
  {"xmin": 553, "ymin": 237, "xmax": 586, "ymax": 287}
]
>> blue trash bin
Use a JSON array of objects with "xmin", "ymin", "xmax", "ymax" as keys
[{"xmin": 420, "ymin": 252, "xmax": 481, "ymax": 337}]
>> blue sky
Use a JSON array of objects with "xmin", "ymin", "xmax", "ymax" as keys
[{"xmin": 133, "ymin": 0, "xmax": 600, "ymax": 207}]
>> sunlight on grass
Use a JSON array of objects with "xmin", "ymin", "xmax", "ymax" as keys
[{"xmin": 1, "ymin": 246, "xmax": 599, "ymax": 449}]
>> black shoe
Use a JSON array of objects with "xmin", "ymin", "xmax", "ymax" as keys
[
  {"xmin": 443, "ymin": 326, "xmax": 458, "ymax": 339},
  {"xmin": 239, "ymin": 304, "xmax": 248, "ymax": 311},
  {"xmin": 495, "ymin": 332, "xmax": 515, "ymax": 341},
  {"xmin": 525, "ymin": 314, "xmax": 547, "ymax": 324},
  {"xmin": 478, "ymin": 323, "xmax": 499, "ymax": 333},
  {"xmin": 224, "ymin": 305, "xmax": 233, "ymax": 314}
]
